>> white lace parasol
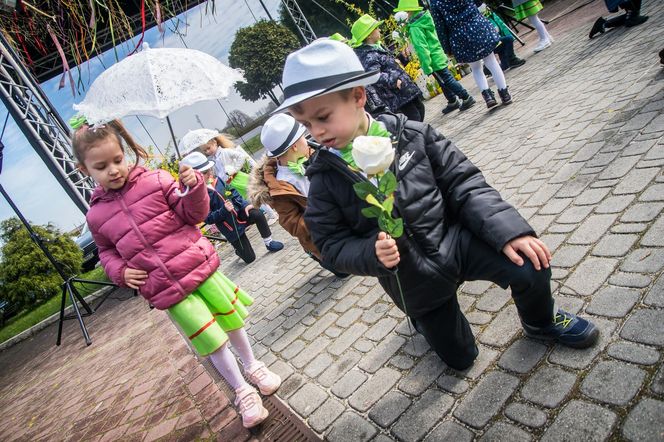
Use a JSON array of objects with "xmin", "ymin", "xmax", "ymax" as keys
[
  {"xmin": 180, "ymin": 128, "xmax": 220, "ymax": 155},
  {"xmin": 74, "ymin": 43, "xmax": 244, "ymax": 125}
]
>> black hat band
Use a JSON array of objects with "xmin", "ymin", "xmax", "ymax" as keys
[
  {"xmin": 270, "ymin": 120, "xmax": 301, "ymax": 157},
  {"xmin": 283, "ymin": 70, "xmax": 368, "ymax": 99}
]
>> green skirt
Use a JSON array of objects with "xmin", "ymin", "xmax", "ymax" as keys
[
  {"xmin": 228, "ymin": 171, "xmax": 249, "ymax": 200},
  {"xmin": 168, "ymin": 271, "xmax": 253, "ymax": 356},
  {"xmin": 513, "ymin": 0, "xmax": 543, "ymax": 20}
]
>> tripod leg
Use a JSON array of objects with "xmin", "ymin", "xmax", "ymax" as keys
[
  {"xmin": 69, "ymin": 279, "xmax": 94, "ymax": 314},
  {"xmin": 67, "ymin": 282, "xmax": 92, "ymax": 346},
  {"xmin": 56, "ymin": 284, "xmax": 67, "ymax": 346}
]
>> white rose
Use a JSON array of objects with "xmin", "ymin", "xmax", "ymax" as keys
[
  {"xmin": 392, "ymin": 30, "xmax": 401, "ymax": 40},
  {"xmin": 394, "ymin": 11, "xmax": 409, "ymax": 23},
  {"xmin": 352, "ymin": 136, "xmax": 394, "ymax": 176}
]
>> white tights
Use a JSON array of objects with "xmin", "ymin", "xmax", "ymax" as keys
[
  {"xmin": 207, "ymin": 328, "xmax": 259, "ymax": 390},
  {"xmin": 469, "ymin": 54, "xmax": 507, "ymax": 91},
  {"xmin": 528, "ymin": 14, "xmax": 551, "ymax": 42}
]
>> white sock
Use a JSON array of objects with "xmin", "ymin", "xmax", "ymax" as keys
[
  {"xmin": 262, "ymin": 236, "xmax": 273, "ymax": 245},
  {"xmin": 208, "ymin": 343, "xmax": 249, "ymax": 390},
  {"xmin": 469, "ymin": 60, "xmax": 489, "ymax": 91},
  {"xmin": 529, "ymin": 15, "xmax": 549, "ymax": 42},
  {"xmin": 483, "ymin": 54, "xmax": 507, "ymax": 90},
  {"xmin": 227, "ymin": 328, "xmax": 259, "ymax": 371}
]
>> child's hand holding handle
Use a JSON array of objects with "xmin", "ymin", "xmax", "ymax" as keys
[
  {"xmin": 502, "ymin": 235, "xmax": 551, "ymax": 271},
  {"xmin": 124, "ymin": 267, "xmax": 148, "ymax": 289},
  {"xmin": 175, "ymin": 164, "xmax": 198, "ymax": 197},
  {"xmin": 376, "ymin": 231, "xmax": 400, "ymax": 268}
]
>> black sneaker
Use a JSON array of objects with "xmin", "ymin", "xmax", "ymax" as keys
[
  {"xmin": 481, "ymin": 89, "xmax": 498, "ymax": 108},
  {"xmin": 522, "ymin": 308, "xmax": 599, "ymax": 349},
  {"xmin": 509, "ymin": 57, "xmax": 526, "ymax": 69},
  {"xmin": 266, "ymin": 240, "xmax": 284, "ymax": 252},
  {"xmin": 459, "ymin": 95, "xmax": 476, "ymax": 111},
  {"xmin": 442, "ymin": 97, "xmax": 461, "ymax": 114},
  {"xmin": 498, "ymin": 87, "xmax": 513, "ymax": 105},
  {"xmin": 589, "ymin": 17, "xmax": 607, "ymax": 39}
]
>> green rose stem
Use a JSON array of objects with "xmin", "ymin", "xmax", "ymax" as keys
[{"xmin": 353, "ymin": 171, "xmax": 415, "ymax": 349}]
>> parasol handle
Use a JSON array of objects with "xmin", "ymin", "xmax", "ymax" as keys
[{"xmin": 175, "ymin": 186, "xmax": 190, "ymax": 197}]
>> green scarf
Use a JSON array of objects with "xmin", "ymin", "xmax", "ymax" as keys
[
  {"xmin": 339, "ymin": 118, "xmax": 392, "ymax": 168},
  {"xmin": 286, "ymin": 156, "xmax": 307, "ymax": 176}
]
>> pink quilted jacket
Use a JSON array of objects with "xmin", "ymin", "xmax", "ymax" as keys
[{"xmin": 86, "ymin": 166, "xmax": 220, "ymax": 310}]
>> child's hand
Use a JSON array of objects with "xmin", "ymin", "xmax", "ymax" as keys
[
  {"xmin": 124, "ymin": 267, "xmax": 148, "ymax": 289},
  {"xmin": 224, "ymin": 201, "xmax": 234, "ymax": 212},
  {"xmin": 244, "ymin": 205, "xmax": 254, "ymax": 216},
  {"xmin": 179, "ymin": 164, "xmax": 198, "ymax": 187},
  {"xmin": 396, "ymin": 79, "xmax": 403, "ymax": 89},
  {"xmin": 376, "ymin": 231, "xmax": 400, "ymax": 268},
  {"xmin": 502, "ymin": 236, "xmax": 551, "ymax": 271}
]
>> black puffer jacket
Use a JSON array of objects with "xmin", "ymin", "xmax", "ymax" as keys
[
  {"xmin": 304, "ymin": 113, "xmax": 534, "ymax": 317},
  {"xmin": 354, "ymin": 44, "xmax": 422, "ymax": 113}
]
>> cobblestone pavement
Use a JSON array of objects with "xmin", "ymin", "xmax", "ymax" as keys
[{"xmin": 1, "ymin": 1, "xmax": 663, "ymax": 441}]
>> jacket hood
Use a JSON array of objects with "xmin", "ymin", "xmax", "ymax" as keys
[
  {"xmin": 248, "ymin": 156, "xmax": 273, "ymax": 206},
  {"xmin": 409, "ymin": 11, "xmax": 432, "ymax": 29},
  {"xmin": 89, "ymin": 165, "xmax": 147, "ymax": 205}
]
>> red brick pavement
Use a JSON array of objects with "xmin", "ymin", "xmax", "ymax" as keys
[{"xmin": 0, "ymin": 291, "xmax": 254, "ymax": 442}]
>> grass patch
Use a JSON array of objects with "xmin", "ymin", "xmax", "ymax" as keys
[
  {"xmin": 239, "ymin": 134, "xmax": 264, "ymax": 155},
  {"xmin": 0, "ymin": 267, "xmax": 109, "ymax": 344}
]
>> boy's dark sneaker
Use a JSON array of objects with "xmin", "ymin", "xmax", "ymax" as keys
[
  {"xmin": 522, "ymin": 308, "xmax": 599, "ymax": 349},
  {"xmin": 509, "ymin": 57, "xmax": 526, "ymax": 69},
  {"xmin": 481, "ymin": 89, "xmax": 498, "ymax": 108},
  {"xmin": 442, "ymin": 97, "xmax": 461, "ymax": 114},
  {"xmin": 589, "ymin": 17, "xmax": 607, "ymax": 39},
  {"xmin": 266, "ymin": 240, "xmax": 284, "ymax": 252},
  {"xmin": 459, "ymin": 95, "xmax": 476, "ymax": 111},
  {"xmin": 498, "ymin": 87, "xmax": 513, "ymax": 105}
]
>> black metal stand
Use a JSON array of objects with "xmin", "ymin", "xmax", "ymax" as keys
[
  {"xmin": 495, "ymin": 4, "xmax": 550, "ymax": 46},
  {"xmin": 0, "ymin": 183, "xmax": 119, "ymax": 346}
]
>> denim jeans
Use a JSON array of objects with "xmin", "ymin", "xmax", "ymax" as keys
[{"xmin": 432, "ymin": 67, "xmax": 470, "ymax": 102}]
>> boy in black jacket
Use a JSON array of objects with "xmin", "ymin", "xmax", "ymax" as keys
[{"xmin": 276, "ymin": 39, "xmax": 598, "ymax": 370}]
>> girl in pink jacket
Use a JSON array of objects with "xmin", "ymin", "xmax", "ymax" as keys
[{"xmin": 73, "ymin": 119, "xmax": 280, "ymax": 429}]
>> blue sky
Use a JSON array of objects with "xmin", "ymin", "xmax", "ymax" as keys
[{"xmin": 0, "ymin": 0, "xmax": 282, "ymax": 232}]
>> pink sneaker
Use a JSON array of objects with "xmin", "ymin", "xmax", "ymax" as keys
[
  {"xmin": 234, "ymin": 385, "xmax": 268, "ymax": 428},
  {"xmin": 245, "ymin": 361, "xmax": 282, "ymax": 395}
]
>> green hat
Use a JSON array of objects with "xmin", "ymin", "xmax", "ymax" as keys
[
  {"xmin": 328, "ymin": 33, "xmax": 348, "ymax": 43},
  {"xmin": 393, "ymin": 0, "xmax": 423, "ymax": 12},
  {"xmin": 350, "ymin": 14, "xmax": 383, "ymax": 48}
]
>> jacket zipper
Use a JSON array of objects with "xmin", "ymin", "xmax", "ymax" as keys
[{"xmin": 117, "ymin": 194, "xmax": 188, "ymax": 297}]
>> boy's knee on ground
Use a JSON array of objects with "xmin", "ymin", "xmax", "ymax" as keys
[{"xmin": 435, "ymin": 342, "xmax": 478, "ymax": 371}]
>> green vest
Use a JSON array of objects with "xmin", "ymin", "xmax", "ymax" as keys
[{"xmin": 407, "ymin": 11, "xmax": 449, "ymax": 75}]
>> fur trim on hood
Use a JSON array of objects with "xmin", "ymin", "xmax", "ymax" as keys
[{"xmin": 248, "ymin": 155, "xmax": 273, "ymax": 207}]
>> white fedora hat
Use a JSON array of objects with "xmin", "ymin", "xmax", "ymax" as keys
[
  {"xmin": 261, "ymin": 114, "xmax": 307, "ymax": 158},
  {"xmin": 180, "ymin": 128, "xmax": 220, "ymax": 155},
  {"xmin": 180, "ymin": 151, "xmax": 215, "ymax": 172},
  {"xmin": 274, "ymin": 39, "xmax": 380, "ymax": 113}
]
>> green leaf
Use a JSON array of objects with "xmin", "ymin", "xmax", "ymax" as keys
[
  {"xmin": 382, "ymin": 195, "xmax": 394, "ymax": 214},
  {"xmin": 378, "ymin": 171, "xmax": 397, "ymax": 196},
  {"xmin": 353, "ymin": 181, "xmax": 378, "ymax": 200},
  {"xmin": 361, "ymin": 206, "xmax": 382, "ymax": 218},
  {"xmin": 391, "ymin": 218, "xmax": 404, "ymax": 238},
  {"xmin": 366, "ymin": 194, "xmax": 384, "ymax": 209}
]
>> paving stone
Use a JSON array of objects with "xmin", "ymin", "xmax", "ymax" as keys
[
  {"xmin": 331, "ymin": 369, "xmax": 367, "ymax": 399},
  {"xmin": 325, "ymin": 326, "xmax": 342, "ymax": 338},
  {"xmin": 552, "ymin": 245, "xmax": 589, "ymax": 268},
  {"xmin": 453, "ymin": 371, "xmax": 520, "ymax": 429},
  {"xmin": 608, "ymin": 271, "xmax": 651, "ymax": 288},
  {"xmin": 424, "ymin": 420, "xmax": 474, "ymax": 442},
  {"xmin": 461, "ymin": 280, "xmax": 493, "ymax": 296},
  {"xmin": 308, "ymin": 398, "xmax": 345, "ymax": 433},
  {"xmin": 301, "ymin": 312, "xmax": 338, "ymax": 341},
  {"xmin": 268, "ymin": 359, "xmax": 294, "ymax": 383},
  {"xmin": 521, "ymin": 366, "xmax": 577, "ymax": 408},
  {"xmin": 621, "ymin": 308, "xmax": 664, "ymax": 346},
  {"xmin": 581, "ymin": 360, "xmax": 646, "ymax": 405},
  {"xmin": 621, "ymin": 248, "xmax": 664, "ymax": 273},
  {"xmin": 349, "ymin": 367, "xmax": 401, "ymax": 412},
  {"xmin": 475, "ymin": 287, "xmax": 512, "ymax": 312},
  {"xmin": 458, "ymin": 345, "xmax": 498, "ymax": 380},
  {"xmin": 401, "ymin": 334, "xmax": 431, "ymax": 357},
  {"xmin": 358, "ymin": 334, "xmax": 405, "ymax": 374},
  {"xmin": 645, "ymin": 273, "xmax": 664, "ymax": 307},
  {"xmin": 642, "ymin": 216, "xmax": 664, "ymax": 247},
  {"xmin": 611, "ymin": 222, "xmax": 648, "ymax": 233},
  {"xmin": 398, "ymin": 353, "xmax": 445, "ymax": 395},
  {"xmin": 288, "ymin": 383, "xmax": 328, "ymax": 418},
  {"xmin": 291, "ymin": 336, "xmax": 330, "ymax": 369},
  {"xmin": 614, "ymin": 167, "xmax": 660, "ymax": 194},
  {"xmin": 541, "ymin": 400, "xmax": 616, "ymax": 442},
  {"xmin": 326, "ymin": 411, "xmax": 377, "ymax": 442},
  {"xmin": 327, "ymin": 323, "xmax": 368, "ymax": 356},
  {"xmin": 360, "ymin": 303, "xmax": 390, "ymax": 325},
  {"xmin": 504, "ymin": 403, "xmax": 548, "ymax": 428},
  {"xmin": 353, "ymin": 338, "xmax": 374, "ymax": 353},
  {"xmin": 436, "ymin": 375, "xmax": 469, "ymax": 395},
  {"xmin": 595, "ymin": 195, "xmax": 635, "ymax": 213},
  {"xmin": 598, "ymin": 155, "xmax": 640, "ymax": 179},
  {"xmin": 556, "ymin": 205, "xmax": 593, "ymax": 224},
  {"xmin": 336, "ymin": 308, "xmax": 363, "ymax": 328},
  {"xmin": 365, "ymin": 317, "xmax": 398, "ymax": 341},
  {"xmin": 622, "ymin": 398, "xmax": 664, "ymax": 441},
  {"xmin": 367, "ymin": 391, "xmax": 411, "ymax": 428},
  {"xmin": 562, "ymin": 257, "xmax": 617, "ymax": 296},
  {"xmin": 539, "ymin": 234, "xmax": 568, "ymax": 252},
  {"xmin": 586, "ymin": 286, "xmax": 640, "ymax": 317},
  {"xmin": 639, "ymin": 183, "xmax": 664, "ymax": 201},
  {"xmin": 392, "ymin": 390, "xmax": 454, "ymax": 442},
  {"xmin": 498, "ymin": 339, "xmax": 548, "ymax": 374},
  {"xmin": 278, "ymin": 373, "xmax": 305, "ymax": 399},
  {"xmin": 466, "ymin": 311, "xmax": 492, "ymax": 325},
  {"xmin": 303, "ymin": 352, "xmax": 335, "ymax": 379},
  {"xmin": 539, "ymin": 198, "xmax": 573, "ymax": 215},
  {"xmin": 318, "ymin": 350, "xmax": 362, "ymax": 388},
  {"xmin": 574, "ymin": 187, "xmax": 611, "ymax": 206},
  {"xmin": 479, "ymin": 421, "xmax": 531, "ymax": 442},
  {"xmin": 651, "ymin": 365, "xmax": 664, "ymax": 395},
  {"xmin": 549, "ymin": 318, "xmax": 617, "ymax": 369},
  {"xmin": 281, "ymin": 340, "xmax": 306, "ymax": 359},
  {"xmin": 607, "ymin": 341, "xmax": 660, "ymax": 366},
  {"xmin": 567, "ymin": 214, "xmax": 618, "ymax": 245},
  {"xmin": 332, "ymin": 294, "xmax": 359, "ymax": 313},
  {"xmin": 591, "ymin": 234, "xmax": 638, "ymax": 257},
  {"xmin": 547, "ymin": 223, "xmax": 576, "ymax": 234},
  {"xmin": 479, "ymin": 305, "xmax": 520, "ymax": 347},
  {"xmin": 621, "ymin": 202, "xmax": 664, "ymax": 223}
]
